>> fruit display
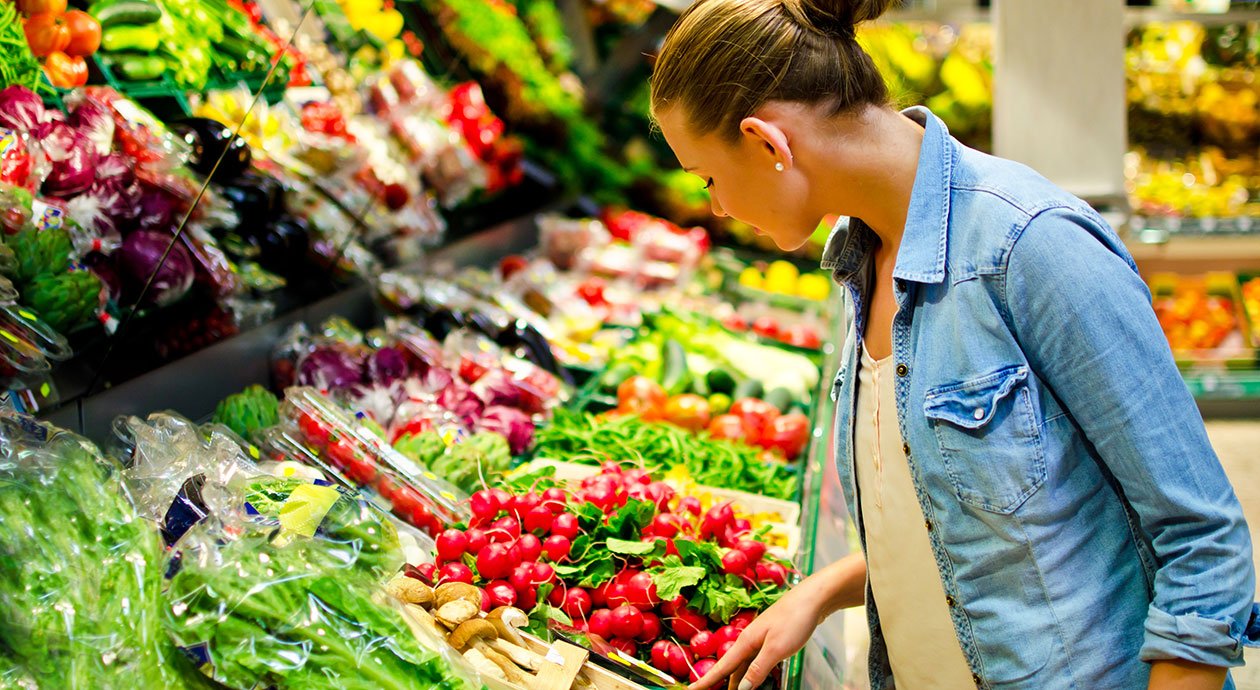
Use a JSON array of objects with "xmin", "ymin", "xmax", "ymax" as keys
[
  {"xmin": 1242, "ymin": 276, "xmax": 1260, "ymax": 343},
  {"xmin": 13, "ymin": 0, "xmax": 100, "ymax": 88},
  {"xmin": 1150, "ymin": 272, "xmax": 1256, "ymax": 366}
]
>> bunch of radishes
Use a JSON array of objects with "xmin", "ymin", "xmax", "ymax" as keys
[{"xmin": 402, "ymin": 462, "xmax": 792, "ymax": 683}]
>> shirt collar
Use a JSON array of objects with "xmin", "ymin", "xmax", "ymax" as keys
[{"xmin": 820, "ymin": 106, "xmax": 953, "ymax": 285}]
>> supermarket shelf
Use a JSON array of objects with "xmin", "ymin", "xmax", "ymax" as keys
[
  {"xmin": 1188, "ymin": 370, "xmax": 1260, "ymax": 418},
  {"xmin": 40, "ymin": 215, "xmax": 542, "ymax": 442},
  {"xmin": 1125, "ymin": 233, "xmax": 1260, "ymax": 274},
  {"xmin": 882, "ymin": 5, "xmax": 1260, "ymax": 26}
]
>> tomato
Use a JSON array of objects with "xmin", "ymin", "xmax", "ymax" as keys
[
  {"xmin": 662, "ymin": 394, "xmax": 711, "ymax": 432},
  {"xmin": 17, "ymin": 0, "xmax": 66, "ymax": 16},
  {"xmin": 760, "ymin": 412, "xmax": 810, "ymax": 459},
  {"xmin": 576, "ymin": 277, "xmax": 608, "ymax": 307},
  {"xmin": 298, "ymin": 412, "xmax": 331, "ymax": 446},
  {"xmin": 616, "ymin": 376, "xmax": 667, "ymax": 417},
  {"xmin": 62, "ymin": 10, "xmax": 100, "ymax": 57},
  {"xmin": 498, "ymin": 254, "xmax": 528, "ymax": 280},
  {"xmin": 721, "ymin": 313, "xmax": 748, "ymax": 331},
  {"xmin": 706, "ymin": 414, "xmax": 746, "ymax": 442},
  {"xmin": 325, "ymin": 436, "xmax": 359, "ymax": 470},
  {"xmin": 781, "ymin": 323, "xmax": 821, "ymax": 349},
  {"xmin": 729, "ymin": 398, "xmax": 780, "ymax": 443},
  {"xmin": 751, "ymin": 315, "xmax": 780, "ymax": 339},
  {"xmin": 24, "ymin": 13, "xmax": 69, "ymax": 58}
]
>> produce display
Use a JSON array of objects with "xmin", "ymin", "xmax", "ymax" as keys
[
  {"xmin": 1149, "ymin": 271, "xmax": 1258, "ymax": 367},
  {"xmin": 15, "ymin": 0, "xmax": 100, "ymax": 87}
]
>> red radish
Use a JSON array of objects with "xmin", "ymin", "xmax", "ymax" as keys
[
  {"xmin": 511, "ymin": 492, "xmax": 541, "ymax": 518},
  {"xmin": 510, "ymin": 563, "xmax": 536, "ymax": 595},
  {"xmin": 413, "ymin": 562, "xmax": 437, "ymax": 583},
  {"xmin": 700, "ymin": 503, "xmax": 736, "ymax": 539},
  {"xmin": 584, "ymin": 483, "xmax": 617, "ymax": 512},
  {"xmin": 637, "ymin": 612, "xmax": 662, "ymax": 643},
  {"xmin": 689, "ymin": 630, "xmax": 717, "ymax": 658},
  {"xmin": 610, "ymin": 605, "xmax": 645, "ymax": 638},
  {"xmin": 755, "ymin": 562, "xmax": 787, "ymax": 586},
  {"xmin": 541, "ymin": 487, "xmax": 567, "ymax": 513},
  {"xmin": 465, "ymin": 528, "xmax": 489, "ymax": 554},
  {"xmin": 488, "ymin": 488, "xmax": 513, "ymax": 511},
  {"xmin": 716, "ymin": 640, "xmax": 737, "ymax": 659},
  {"xmin": 551, "ymin": 513, "xmax": 580, "ymax": 539},
  {"xmin": 651, "ymin": 513, "xmax": 681, "ymax": 538},
  {"xmin": 548, "ymin": 585, "xmax": 567, "ymax": 607},
  {"xmin": 605, "ymin": 582, "xmax": 632, "ymax": 609},
  {"xmin": 543, "ymin": 534, "xmax": 572, "ymax": 562},
  {"xmin": 437, "ymin": 562, "xmax": 474, "ymax": 585},
  {"xmin": 523, "ymin": 505, "xmax": 554, "ymax": 534},
  {"xmin": 733, "ymin": 518, "xmax": 752, "ymax": 535},
  {"xmin": 667, "ymin": 644, "xmax": 693, "ymax": 680},
  {"xmin": 677, "ymin": 495, "xmax": 702, "ymax": 516},
  {"xmin": 491, "ymin": 516, "xmax": 522, "ymax": 541},
  {"xmin": 661, "ymin": 595, "xmax": 686, "ymax": 618},
  {"xmin": 692, "ymin": 658, "xmax": 718, "ymax": 682},
  {"xmin": 587, "ymin": 609, "xmax": 613, "ymax": 639},
  {"xmin": 609, "ymin": 637, "xmax": 638, "ymax": 656},
  {"xmin": 477, "ymin": 543, "xmax": 511, "ymax": 580},
  {"xmin": 590, "ymin": 581, "xmax": 610, "ymax": 607},
  {"xmin": 507, "ymin": 541, "xmax": 525, "ymax": 569},
  {"xmin": 615, "ymin": 569, "xmax": 641, "ymax": 586},
  {"xmin": 730, "ymin": 611, "xmax": 757, "ymax": 629},
  {"xmin": 651, "ymin": 640, "xmax": 672, "ymax": 671},
  {"xmin": 671, "ymin": 610, "xmax": 708, "ymax": 642},
  {"xmin": 627, "ymin": 572, "xmax": 660, "ymax": 610},
  {"xmin": 533, "ymin": 562, "xmax": 555, "ymax": 585},
  {"xmin": 562, "ymin": 587, "xmax": 593, "ymax": 619},
  {"xmin": 518, "ymin": 588, "xmax": 538, "ymax": 612},
  {"xmin": 436, "ymin": 529, "xmax": 468, "ymax": 562},
  {"xmin": 599, "ymin": 461, "xmax": 623, "ymax": 475},
  {"xmin": 721, "ymin": 550, "xmax": 750, "ymax": 575},
  {"xmin": 734, "ymin": 539, "xmax": 767, "ymax": 564},
  {"xmin": 487, "ymin": 580, "xmax": 517, "ymax": 607},
  {"xmin": 516, "ymin": 533, "xmax": 543, "ymax": 563},
  {"xmin": 713, "ymin": 625, "xmax": 741, "ymax": 647},
  {"xmin": 470, "ymin": 490, "xmax": 501, "ymax": 522}
]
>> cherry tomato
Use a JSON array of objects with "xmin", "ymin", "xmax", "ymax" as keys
[
  {"xmin": 729, "ymin": 398, "xmax": 780, "ymax": 443},
  {"xmin": 706, "ymin": 414, "xmax": 746, "ymax": 442},
  {"xmin": 298, "ymin": 412, "xmax": 331, "ymax": 446},
  {"xmin": 616, "ymin": 376, "xmax": 667, "ymax": 418},
  {"xmin": 760, "ymin": 412, "xmax": 810, "ymax": 459},
  {"xmin": 324, "ymin": 437, "xmax": 359, "ymax": 470},
  {"xmin": 662, "ymin": 394, "xmax": 712, "ymax": 432},
  {"xmin": 24, "ymin": 13, "xmax": 69, "ymax": 58}
]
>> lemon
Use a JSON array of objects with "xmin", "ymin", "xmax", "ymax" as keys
[
  {"xmin": 766, "ymin": 260, "xmax": 799, "ymax": 283},
  {"xmin": 738, "ymin": 267, "xmax": 764, "ymax": 290},
  {"xmin": 797, "ymin": 273, "xmax": 832, "ymax": 300}
]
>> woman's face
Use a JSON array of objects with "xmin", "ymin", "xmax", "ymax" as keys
[{"xmin": 656, "ymin": 108, "xmax": 821, "ymax": 252}]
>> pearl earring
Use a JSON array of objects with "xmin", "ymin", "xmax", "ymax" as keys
[{"xmin": 775, "ymin": 162, "xmax": 784, "ymax": 172}]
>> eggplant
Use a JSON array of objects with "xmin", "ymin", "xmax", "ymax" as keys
[
  {"xmin": 173, "ymin": 117, "xmax": 252, "ymax": 182},
  {"xmin": 258, "ymin": 215, "xmax": 311, "ymax": 269}
]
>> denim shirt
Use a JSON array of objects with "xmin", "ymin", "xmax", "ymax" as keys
[{"xmin": 823, "ymin": 107, "xmax": 1260, "ymax": 689}]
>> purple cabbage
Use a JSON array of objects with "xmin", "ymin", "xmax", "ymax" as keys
[
  {"xmin": 35, "ymin": 121, "xmax": 99, "ymax": 198},
  {"xmin": 470, "ymin": 368, "xmax": 544, "ymax": 412},
  {"xmin": 409, "ymin": 366, "xmax": 454, "ymax": 397},
  {"xmin": 476, "ymin": 406, "xmax": 534, "ymax": 455},
  {"xmin": 0, "ymin": 86, "xmax": 45, "ymax": 134},
  {"xmin": 117, "ymin": 230, "xmax": 196, "ymax": 307},
  {"xmin": 94, "ymin": 154, "xmax": 137, "ymax": 192},
  {"xmin": 134, "ymin": 188, "xmax": 180, "ymax": 232},
  {"xmin": 297, "ymin": 346, "xmax": 366, "ymax": 391},
  {"xmin": 437, "ymin": 379, "xmax": 485, "ymax": 428},
  {"xmin": 68, "ymin": 102, "xmax": 115, "ymax": 157},
  {"xmin": 367, "ymin": 346, "xmax": 409, "ymax": 386}
]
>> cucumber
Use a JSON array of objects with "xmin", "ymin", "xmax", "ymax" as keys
[
  {"xmin": 600, "ymin": 363, "xmax": 637, "ymax": 393},
  {"xmin": 765, "ymin": 387, "xmax": 794, "ymax": 414},
  {"xmin": 733, "ymin": 378, "xmax": 764, "ymax": 401},
  {"xmin": 660, "ymin": 339, "xmax": 691, "ymax": 396},
  {"xmin": 89, "ymin": 0, "xmax": 162, "ymax": 27},
  {"xmin": 705, "ymin": 369, "xmax": 737, "ymax": 396}
]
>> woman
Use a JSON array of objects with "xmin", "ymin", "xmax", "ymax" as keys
[{"xmin": 649, "ymin": 1, "xmax": 1260, "ymax": 689}]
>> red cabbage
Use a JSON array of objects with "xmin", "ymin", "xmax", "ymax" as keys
[
  {"xmin": 83, "ymin": 251, "xmax": 122, "ymax": 302},
  {"xmin": 476, "ymin": 406, "xmax": 534, "ymax": 455},
  {"xmin": 408, "ymin": 366, "xmax": 454, "ymax": 397},
  {"xmin": 471, "ymin": 368, "xmax": 547, "ymax": 414},
  {"xmin": 117, "ymin": 230, "xmax": 195, "ymax": 306},
  {"xmin": 367, "ymin": 346, "xmax": 409, "ymax": 386},
  {"xmin": 0, "ymin": 86, "xmax": 45, "ymax": 134},
  {"xmin": 297, "ymin": 346, "xmax": 366, "ymax": 390},
  {"xmin": 35, "ymin": 121, "xmax": 99, "ymax": 198},
  {"xmin": 437, "ymin": 379, "xmax": 484, "ymax": 427},
  {"xmin": 135, "ymin": 188, "xmax": 180, "ymax": 232},
  {"xmin": 68, "ymin": 102, "xmax": 115, "ymax": 157},
  {"xmin": 94, "ymin": 153, "xmax": 136, "ymax": 192}
]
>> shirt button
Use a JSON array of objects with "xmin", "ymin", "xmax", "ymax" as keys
[
  {"xmin": 973, "ymin": 408, "xmax": 985, "ymax": 421},
  {"xmin": 895, "ymin": 364, "xmax": 909, "ymax": 377},
  {"xmin": 945, "ymin": 595, "xmax": 957, "ymax": 608},
  {"xmin": 972, "ymin": 672, "xmax": 982, "ymax": 687},
  {"xmin": 902, "ymin": 442, "xmax": 910, "ymax": 455},
  {"xmin": 924, "ymin": 519, "xmax": 933, "ymax": 531},
  {"xmin": 895, "ymin": 279, "xmax": 905, "ymax": 291}
]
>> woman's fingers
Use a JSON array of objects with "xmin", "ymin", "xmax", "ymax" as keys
[
  {"xmin": 727, "ymin": 660, "xmax": 752, "ymax": 690},
  {"xmin": 688, "ymin": 635, "xmax": 757, "ymax": 690},
  {"xmin": 734, "ymin": 646, "xmax": 782, "ymax": 690}
]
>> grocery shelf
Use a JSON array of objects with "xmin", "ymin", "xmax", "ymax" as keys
[
  {"xmin": 1126, "ymin": 233, "xmax": 1260, "ymax": 274},
  {"xmin": 1188, "ymin": 370, "xmax": 1260, "ymax": 418},
  {"xmin": 883, "ymin": 5, "xmax": 1260, "ymax": 27}
]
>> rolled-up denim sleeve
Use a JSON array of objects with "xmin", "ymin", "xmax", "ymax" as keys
[{"xmin": 1004, "ymin": 206, "xmax": 1260, "ymax": 667}]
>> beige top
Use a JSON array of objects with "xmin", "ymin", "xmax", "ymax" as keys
[{"xmin": 854, "ymin": 345, "xmax": 973, "ymax": 689}]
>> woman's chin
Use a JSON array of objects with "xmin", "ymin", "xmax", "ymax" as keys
[{"xmin": 769, "ymin": 228, "xmax": 814, "ymax": 252}]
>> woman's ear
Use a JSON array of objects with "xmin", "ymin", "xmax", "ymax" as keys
[{"xmin": 739, "ymin": 116, "xmax": 793, "ymax": 171}]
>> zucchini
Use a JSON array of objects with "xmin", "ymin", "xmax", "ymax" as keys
[
  {"xmin": 764, "ymin": 387, "xmax": 794, "ymax": 414},
  {"xmin": 705, "ymin": 369, "xmax": 737, "ymax": 396},
  {"xmin": 89, "ymin": 0, "xmax": 162, "ymax": 27},
  {"xmin": 733, "ymin": 378, "xmax": 764, "ymax": 401},
  {"xmin": 599, "ymin": 363, "xmax": 637, "ymax": 393},
  {"xmin": 660, "ymin": 340, "xmax": 691, "ymax": 396}
]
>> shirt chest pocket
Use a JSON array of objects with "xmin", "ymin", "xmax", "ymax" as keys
[{"xmin": 923, "ymin": 365, "xmax": 1046, "ymax": 514}]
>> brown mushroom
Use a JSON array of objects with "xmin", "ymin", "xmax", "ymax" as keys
[
  {"xmin": 434, "ymin": 599, "xmax": 480, "ymax": 629},
  {"xmin": 448, "ymin": 619, "xmax": 533, "ymax": 686},
  {"xmin": 487, "ymin": 606, "xmax": 530, "ymax": 648},
  {"xmin": 403, "ymin": 603, "xmax": 446, "ymax": 641},
  {"xmin": 435, "ymin": 582, "xmax": 482, "ymax": 610},
  {"xmin": 463, "ymin": 648, "xmax": 506, "ymax": 682},
  {"xmin": 387, "ymin": 576, "xmax": 435, "ymax": 607}
]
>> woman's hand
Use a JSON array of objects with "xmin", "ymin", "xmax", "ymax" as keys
[
  {"xmin": 1147, "ymin": 659, "xmax": 1227, "ymax": 690},
  {"xmin": 689, "ymin": 553, "xmax": 867, "ymax": 690}
]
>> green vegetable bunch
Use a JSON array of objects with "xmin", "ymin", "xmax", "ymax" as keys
[
  {"xmin": 0, "ymin": 2, "xmax": 45, "ymax": 92},
  {"xmin": 165, "ymin": 529, "xmax": 481, "ymax": 690},
  {"xmin": 534, "ymin": 410, "xmax": 799, "ymax": 501},
  {"xmin": 213, "ymin": 384, "xmax": 282, "ymax": 441},
  {"xmin": 0, "ymin": 414, "xmax": 212, "ymax": 689}
]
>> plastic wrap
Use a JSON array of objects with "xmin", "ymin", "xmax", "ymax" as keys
[
  {"xmin": 280, "ymin": 386, "xmax": 472, "ymax": 533},
  {"xmin": 0, "ymin": 412, "xmax": 210, "ymax": 689},
  {"xmin": 539, "ymin": 214, "xmax": 609, "ymax": 271},
  {"xmin": 272, "ymin": 322, "xmax": 314, "ymax": 391}
]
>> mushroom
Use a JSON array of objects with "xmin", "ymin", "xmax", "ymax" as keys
[
  {"xmin": 387, "ymin": 576, "xmax": 435, "ymax": 607},
  {"xmin": 463, "ymin": 648, "xmax": 506, "ymax": 682},
  {"xmin": 403, "ymin": 603, "xmax": 446, "ymax": 640},
  {"xmin": 449, "ymin": 619, "xmax": 533, "ymax": 686},
  {"xmin": 435, "ymin": 599, "xmax": 480, "ymax": 629},
  {"xmin": 485, "ymin": 607, "xmax": 544, "ymax": 670},
  {"xmin": 435, "ymin": 582, "xmax": 482, "ymax": 610}
]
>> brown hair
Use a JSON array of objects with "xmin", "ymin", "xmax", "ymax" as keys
[{"xmin": 651, "ymin": 0, "xmax": 895, "ymax": 141}]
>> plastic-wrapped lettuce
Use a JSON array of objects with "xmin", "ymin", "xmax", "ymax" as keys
[
  {"xmin": 166, "ymin": 525, "xmax": 482, "ymax": 690},
  {"xmin": 0, "ymin": 412, "xmax": 212, "ymax": 689}
]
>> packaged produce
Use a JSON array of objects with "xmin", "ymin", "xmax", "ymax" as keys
[{"xmin": 212, "ymin": 383, "xmax": 281, "ymax": 441}]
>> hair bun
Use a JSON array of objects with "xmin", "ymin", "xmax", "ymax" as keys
[{"xmin": 797, "ymin": 0, "xmax": 895, "ymax": 36}]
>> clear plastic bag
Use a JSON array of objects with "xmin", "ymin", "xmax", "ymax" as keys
[{"xmin": 0, "ymin": 411, "xmax": 212, "ymax": 689}]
